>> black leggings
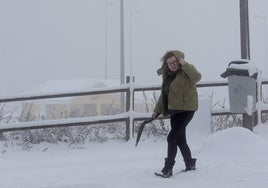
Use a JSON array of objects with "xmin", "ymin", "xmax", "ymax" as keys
[{"xmin": 167, "ymin": 111, "xmax": 195, "ymax": 162}]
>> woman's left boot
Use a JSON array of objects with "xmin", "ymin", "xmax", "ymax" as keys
[
  {"xmin": 155, "ymin": 158, "xmax": 175, "ymax": 178},
  {"xmin": 184, "ymin": 158, "xmax": 197, "ymax": 171}
]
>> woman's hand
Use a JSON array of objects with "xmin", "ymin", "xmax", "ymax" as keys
[
  {"xmin": 152, "ymin": 112, "xmax": 160, "ymax": 119},
  {"xmin": 179, "ymin": 58, "xmax": 186, "ymax": 66}
]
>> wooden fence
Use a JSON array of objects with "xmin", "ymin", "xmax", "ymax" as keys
[{"xmin": 0, "ymin": 78, "xmax": 267, "ymax": 141}]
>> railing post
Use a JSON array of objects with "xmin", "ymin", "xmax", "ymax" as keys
[
  {"xmin": 126, "ymin": 76, "xmax": 135, "ymax": 139},
  {"xmin": 125, "ymin": 118, "xmax": 130, "ymax": 141},
  {"xmin": 125, "ymin": 76, "xmax": 131, "ymax": 141},
  {"xmin": 126, "ymin": 76, "xmax": 131, "ymax": 112},
  {"xmin": 125, "ymin": 77, "xmax": 130, "ymax": 141}
]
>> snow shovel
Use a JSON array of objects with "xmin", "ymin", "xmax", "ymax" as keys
[{"xmin": 135, "ymin": 117, "xmax": 154, "ymax": 147}]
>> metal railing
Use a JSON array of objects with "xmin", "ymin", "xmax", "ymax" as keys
[{"xmin": 0, "ymin": 79, "xmax": 267, "ymax": 140}]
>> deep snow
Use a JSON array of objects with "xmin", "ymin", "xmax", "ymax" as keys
[{"xmin": 1, "ymin": 123, "xmax": 268, "ymax": 188}]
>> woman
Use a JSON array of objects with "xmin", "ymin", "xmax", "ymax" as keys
[{"xmin": 153, "ymin": 50, "xmax": 201, "ymax": 178}]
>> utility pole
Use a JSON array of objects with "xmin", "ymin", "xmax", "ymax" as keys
[
  {"xmin": 240, "ymin": 0, "xmax": 250, "ymax": 60},
  {"xmin": 240, "ymin": 0, "xmax": 253, "ymax": 131}
]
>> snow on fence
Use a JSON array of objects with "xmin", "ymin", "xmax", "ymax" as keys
[{"xmin": 1, "ymin": 78, "xmax": 268, "ymax": 141}]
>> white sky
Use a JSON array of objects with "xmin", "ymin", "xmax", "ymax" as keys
[{"xmin": 0, "ymin": 0, "xmax": 268, "ymax": 94}]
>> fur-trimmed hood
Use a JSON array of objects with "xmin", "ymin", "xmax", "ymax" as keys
[{"xmin": 157, "ymin": 50, "xmax": 185, "ymax": 75}]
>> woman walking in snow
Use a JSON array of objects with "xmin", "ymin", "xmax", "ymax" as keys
[{"xmin": 152, "ymin": 50, "xmax": 201, "ymax": 178}]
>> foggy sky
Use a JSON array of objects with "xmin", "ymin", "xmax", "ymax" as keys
[{"xmin": 0, "ymin": 0, "xmax": 267, "ymax": 94}]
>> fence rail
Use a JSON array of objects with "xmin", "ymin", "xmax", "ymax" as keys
[{"xmin": 0, "ymin": 79, "xmax": 267, "ymax": 140}]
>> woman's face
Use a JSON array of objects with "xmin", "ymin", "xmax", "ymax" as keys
[{"xmin": 166, "ymin": 56, "xmax": 179, "ymax": 72}]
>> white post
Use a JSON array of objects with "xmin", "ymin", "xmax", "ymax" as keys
[
  {"xmin": 104, "ymin": 2, "xmax": 115, "ymax": 79},
  {"xmin": 120, "ymin": 0, "xmax": 125, "ymax": 112},
  {"xmin": 257, "ymin": 70, "xmax": 262, "ymax": 125}
]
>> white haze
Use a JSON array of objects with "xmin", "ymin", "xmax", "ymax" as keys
[{"xmin": 0, "ymin": 0, "xmax": 268, "ymax": 94}]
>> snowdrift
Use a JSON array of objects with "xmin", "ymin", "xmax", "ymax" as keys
[
  {"xmin": 200, "ymin": 127, "xmax": 268, "ymax": 158},
  {"xmin": 1, "ymin": 126, "xmax": 268, "ymax": 188}
]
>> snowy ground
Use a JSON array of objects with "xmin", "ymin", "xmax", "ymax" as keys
[
  {"xmin": 1, "ymin": 123, "xmax": 268, "ymax": 188},
  {"xmin": 1, "ymin": 95, "xmax": 268, "ymax": 188}
]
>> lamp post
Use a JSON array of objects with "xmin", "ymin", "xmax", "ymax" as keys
[
  {"xmin": 120, "ymin": 0, "xmax": 125, "ymax": 85},
  {"xmin": 120, "ymin": 0, "xmax": 125, "ymax": 112},
  {"xmin": 104, "ymin": 2, "xmax": 115, "ymax": 79},
  {"xmin": 129, "ymin": 11, "xmax": 141, "ymax": 76},
  {"xmin": 255, "ymin": 15, "xmax": 268, "ymax": 75},
  {"xmin": 104, "ymin": 0, "xmax": 125, "ymax": 112}
]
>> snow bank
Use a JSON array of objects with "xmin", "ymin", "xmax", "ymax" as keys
[
  {"xmin": 200, "ymin": 127, "xmax": 268, "ymax": 158},
  {"xmin": 254, "ymin": 123, "xmax": 268, "ymax": 141},
  {"xmin": 2, "ymin": 126, "xmax": 268, "ymax": 188}
]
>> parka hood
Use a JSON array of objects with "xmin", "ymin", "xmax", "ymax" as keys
[
  {"xmin": 173, "ymin": 50, "xmax": 185, "ymax": 60},
  {"xmin": 157, "ymin": 50, "xmax": 185, "ymax": 75}
]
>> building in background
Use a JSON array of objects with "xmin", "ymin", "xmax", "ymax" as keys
[{"xmin": 19, "ymin": 79, "xmax": 156, "ymax": 121}]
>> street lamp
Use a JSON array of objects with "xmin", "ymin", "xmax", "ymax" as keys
[
  {"xmin": 105, "ymin": 2, "xmax": 115, "ymax": 79},
  {"xmin": 129, "ymin": 11, "xmax": 141, "ymax": 76},
  {"xmin": 104, "ymin": 0, "xmax": 125, "ymax": 112},
  {"xmin": 120, "ymin": 0, "xmax": 125, "ymax": 85},
  {"xmin": 120, "ymin": 0, "xmax": 125, "ymax": 112},
  {"xmin": 255, "ymin": 15, "xmax": 268, "ymax": 75}
]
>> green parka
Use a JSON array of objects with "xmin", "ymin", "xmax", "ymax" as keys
[{"xmin": 154, "ymin": 52, "xmax": 201, "ymax": 116}]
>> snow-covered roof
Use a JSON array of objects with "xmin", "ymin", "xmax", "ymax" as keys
[
  {"xmin": 15, "ymin": 78, "xmax": 121, "ymax": 104},
  {"xmin": 21, "ymin": 78, "xmax": 121, "ymax": 95}
]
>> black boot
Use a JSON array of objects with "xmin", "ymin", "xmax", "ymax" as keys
[
  {"xmin": 184, "ymin": 158, "xmax": 197, "ymax": 171},
  {"xmin": 155, "ymin": 158, "xmax": 175, "ymax": 178}
]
